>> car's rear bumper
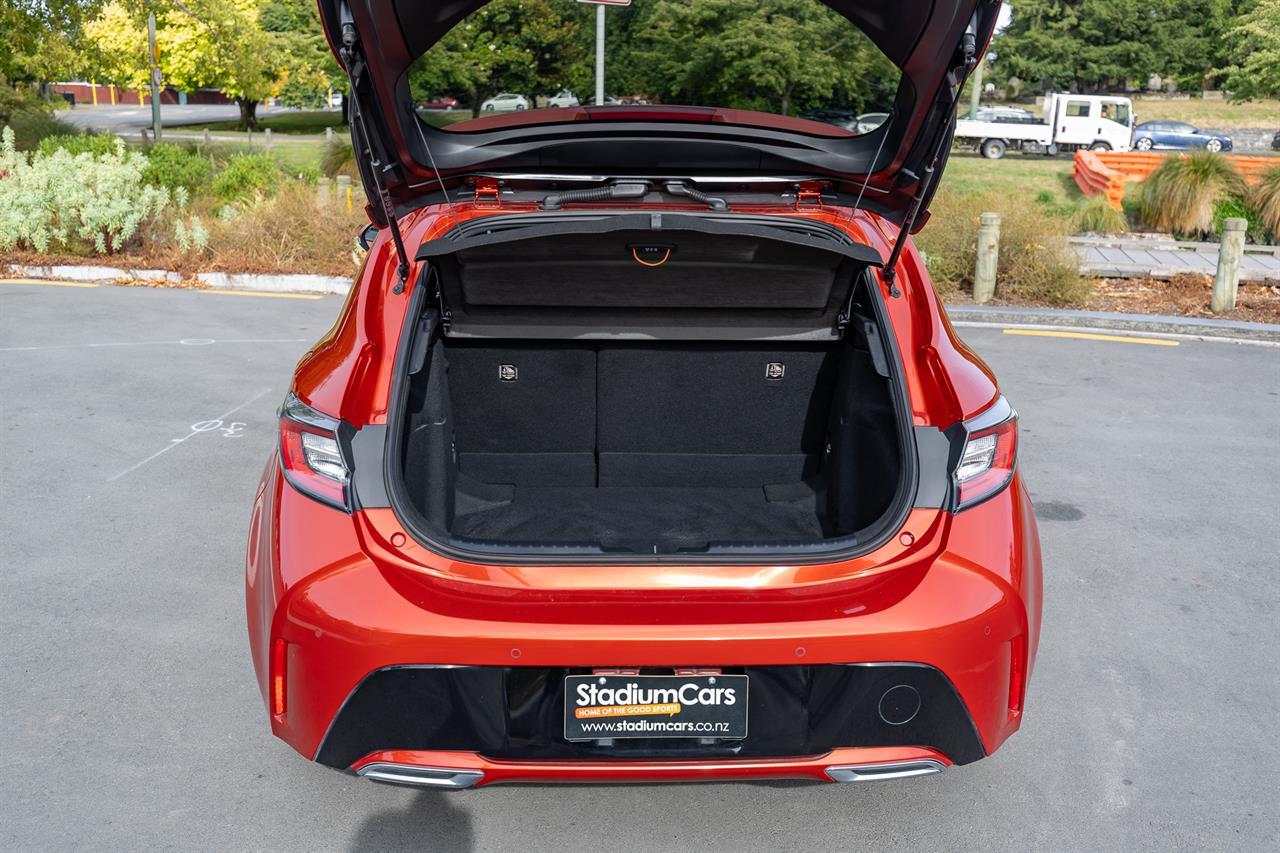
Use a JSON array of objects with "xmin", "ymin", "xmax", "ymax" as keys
[
  {"xmin": 350, "ymin": 747, "xmax": 951, "ymax": 788},
  {"xmin": 247, "ymin": 464, "xmax": 1042, "ymax": 781}
]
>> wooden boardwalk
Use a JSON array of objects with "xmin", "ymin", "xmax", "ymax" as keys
[{"xmin": 1072, "ymin": 237, "xmax": 1280, "ymax": 283}]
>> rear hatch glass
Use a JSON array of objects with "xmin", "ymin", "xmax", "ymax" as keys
[{"xmin": 408, "ymin": 0, "xmax": 900, "ymax": 136}]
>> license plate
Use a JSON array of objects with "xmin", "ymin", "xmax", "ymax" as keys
[{"xmin": 563, "ymin": 674, "xmax": 748, "ymax": 741}]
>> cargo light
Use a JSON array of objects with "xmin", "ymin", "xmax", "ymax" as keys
[
  {"xmin": 953, "ymin": 398, "xmax": 1018, "ymax": 511},
  {"xmin": 279, "ymin": 393, "xmax": 350, "ymax": 511}
]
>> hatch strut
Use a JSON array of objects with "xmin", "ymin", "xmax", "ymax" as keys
[
  {"xmin": 880, "ymin": 29, "xmax": 978, "ymax": 298},
  {"xmin": 338, "ymin": 9, "xmax": 410, "ymax": 292}
]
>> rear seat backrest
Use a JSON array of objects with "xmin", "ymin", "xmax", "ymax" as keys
[
  {"xmin": 596, "ymin": 344, "xmax": 836, "ymax": 487},
  {"xmin": 446, "ymin": 342, "xmax": 596, "ymax": 486}
]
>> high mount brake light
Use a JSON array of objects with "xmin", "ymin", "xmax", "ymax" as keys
[
  {"xmin": 953, "ymin": 398, "xmax": 1018, "ymax": 512},
  {"xmin": 279, "ymin": 393, "xmax": 350, "ymax": 511}
]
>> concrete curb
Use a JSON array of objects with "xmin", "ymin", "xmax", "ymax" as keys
[
  {"xmin": 945, "ymin": 304, "xmax": 1280, "ymax": 343},
  {"xmin": 5, "ymin": 263, "xmax": 351, "ymax": 295}
]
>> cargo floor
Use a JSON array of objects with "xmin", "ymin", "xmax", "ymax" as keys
[{"xmin": 450, "ymin": 486, "xmax": 827, "ymax": 552}]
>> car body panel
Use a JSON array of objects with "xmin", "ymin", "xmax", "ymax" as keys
[{"xmin": 249, "ymin": 468, "xmax": 1039, "ymax": 765}]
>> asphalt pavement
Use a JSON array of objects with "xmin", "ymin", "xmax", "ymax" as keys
[{"xmin": 1, "ymin": 279, "xmax": 1277, "ymax": 852}]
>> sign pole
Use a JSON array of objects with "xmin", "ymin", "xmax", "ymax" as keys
[
  {"xmin": 595, "ymin": 4, "xmax": 605, "ymax": 106},
  {"xmin": 147, "ymin": 12, "xmax": 162, "ymax": 142}
]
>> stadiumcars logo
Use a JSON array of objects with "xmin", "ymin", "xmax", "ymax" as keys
[{"xmin": 563, "ymin": 673, "xmax": 749, "ymax": 741}]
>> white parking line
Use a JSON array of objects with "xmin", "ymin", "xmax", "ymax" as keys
[
  {"xmin": 108, "ymin": 388, "xmax": 272, "ymax": 481},
  {"xmin": 0, "ymin": 338, "xmax": 308, "ymax": 353}
]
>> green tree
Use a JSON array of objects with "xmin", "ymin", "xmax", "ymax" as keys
[
  {"xmin": 0, "ymin": 0, "xmax": 102, "ymax": 85},
  {"xmin": 79, "ymin": 0, "xmax": 339, "ymax": 127},
  {"xmin": 993, "ymin": 0, "xmax": 1235, "ymax": 93},
  {"xmin": 617, "ymin": 0, "xmax": 894, "ymax": 115},
  {"xmin": 154, "ymin": 0, "xmax": 277, "ymax": 128},
  {"xmin": 408, "ymin": 0, "xmax": 584, "ymax": 117},
  {"xmin": 80, "ymin": 1, "xmax": 149, "ymax": 93},
  {"xmin": 260, "ymin": 0, "xmax": 345, "ymax": 109},
  {"xmin": 1217, "ymin": 0, "xmax": 1280, "ymax": 100}
]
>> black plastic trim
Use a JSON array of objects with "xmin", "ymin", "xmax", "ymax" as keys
[{"xmin": 314, "ymin": 663, "xmax": 988, "ymax": 770}]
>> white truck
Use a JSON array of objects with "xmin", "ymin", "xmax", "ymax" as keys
[{"xmin": 954, "ymin": 93, "xmax": 1135, "ymax": 159}]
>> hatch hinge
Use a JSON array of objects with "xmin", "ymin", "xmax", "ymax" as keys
[
  {"xmin": 795, "ymin": 181, "xmax": 826, "ymax": 209},
  {"xmin": 472, "ymin": 177, "xmax": 501, "ymax": 209}
]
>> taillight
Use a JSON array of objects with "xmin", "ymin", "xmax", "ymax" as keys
[
  {"xmin": 270, "ymin": 637, "xmax": 288, "ymax": 716},
  {"xmin": 279, "ymin": 393, "xmax": 350, "ymax": 511},
  {"xmin": 953, "ymin": 398, "xmax": 1018, "ymax": 511}
]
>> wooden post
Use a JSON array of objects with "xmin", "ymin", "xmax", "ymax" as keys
[
  {"xmin": 1212, "ymin": 217, "xmax": 1247, "ymax": 313},
  {"xmin": 973, "ymin": 212, "xmax": 1001, "ymax": 303}
]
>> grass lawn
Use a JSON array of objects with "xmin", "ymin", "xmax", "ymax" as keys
[
  {"xmin": 938, "ymin": 153, "xmax": 1080, "ymax": 206},
  {"xmin": 1128, "ymin": 98, "xmax": 1280, "ymax": 128},
  {"xmin": 420, "ymin": 111, "xmax": 483, "ymax": 128}
]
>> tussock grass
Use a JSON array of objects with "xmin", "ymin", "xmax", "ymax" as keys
[
  {"xmin": 202, "ymin": 184, "xmax": 368, "ymax": 275},
  {"xmin": 1249, "ymin": 166, "xmax": 1280, "ymax": 241},
  {"xmin": 320, "ymin": 138, "xmax": 357, "ymax": 178},
  {"xmin": 1135, "ymin": 153, "xmax": 1245, "ymax": 237},
  {"xmin": 1073, "ymin": 195, "xmax": 1128, "ymax": 234},
  {"xmin": 916, "ymin": 190, "xmax": 1089, "ymax": 306}
]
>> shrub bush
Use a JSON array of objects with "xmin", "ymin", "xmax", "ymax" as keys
[
  {"xmin": 1209, "ymin": 197, "xmax": 1265, "ymax": 242},
  {"xmin": 204, "ymin": 183, "xmax": 367, "ymax": 275},
  {"xmin": 0, "ymin": 126, "xmax": 172, "ymax": 254},
  {"xmin": 1135, "ymin": 153, "xmax": 1245, "ymax": 237},
  {"xmin": 6, "ymin": 109, "xmax": 76, "ymax": 152},
  {"xmin": 1073, "ymin": 195, "xmax": 1128, "ymax": 234},
  {"xmin": 37, "ymin": 132, "xmax": 120, "ymax": 158},
  {"xmin": 1248, "ymin": 166, "xmax": 1280, "ymax": 242},
  {"xmin": 211, "ymin": 153, "xmax": 281, "ymax": 201},
  {"xmin": 916, "ymin": 189, "xmax": 1089, "ymax": 306},
  {"xmin": 0, "ymin": 83, "xmax": 77, "ymax": 151},
  {"xmin": 142, "ymin": 143, "xmax": 212, "ymax": 193}
]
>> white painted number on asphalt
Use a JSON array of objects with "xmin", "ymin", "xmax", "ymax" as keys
[{"xmin": 108, "ymin": 390, "xmax": 269, "ymax": 480}]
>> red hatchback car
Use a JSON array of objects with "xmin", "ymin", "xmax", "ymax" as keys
[{"xmin": 246, "ymin": 0, "xmax": 1041, "ymax": 789}]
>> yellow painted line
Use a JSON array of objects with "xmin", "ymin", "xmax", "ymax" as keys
[
  {"xmin": 0, "ymin": 278, "xmax": 98, "ymax": 288},
  {"xmin": 1002, "ymin": 328, "xmax": 1179, "ymax": 347},
  {"xmin": 196, "ymin": 289, "xmax": 324, "ymax": 300}
]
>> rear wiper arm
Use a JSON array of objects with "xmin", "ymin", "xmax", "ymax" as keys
[{"xmin": 541, "ymin": 181, "xmax": 649, "ymax": 210}]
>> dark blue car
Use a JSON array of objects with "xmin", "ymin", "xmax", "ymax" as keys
[{"xmin": 1132, "ymin": 121, "xmax": 1233, "ymax": 152}]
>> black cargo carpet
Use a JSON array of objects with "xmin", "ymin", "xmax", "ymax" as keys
[{"xmin": 450, "ymin": 486, "xmax": 826, "ymax": 553}]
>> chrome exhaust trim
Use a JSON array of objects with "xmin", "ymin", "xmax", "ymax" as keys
[
  {"xmin": 356, "ymin": 762, "xmax": 484, "ymax": 789},
  {"xmin": 824, "ymin": 759, "xmax": 947, "ymax": 783}
]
